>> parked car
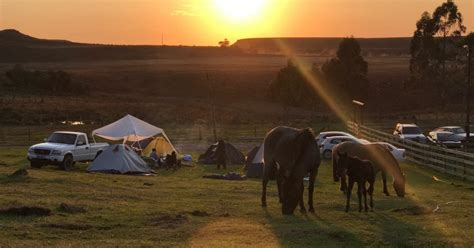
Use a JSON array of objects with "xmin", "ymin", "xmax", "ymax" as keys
[
  {"xmin": 27, "ymin": 131, "xmax": 109, "ymax": 170},
  {"xmin": 372, "ymin": 142, "xmax": 406, "ymax": 161},
  {"xmin": 316, "ymin": 131, "xmax": 355, "ymax": 146},
  {"xmin": 393, "ymin": 123, "xmax": 427, "ymax": 143},
  {"xmin": 319, "ymin": 136, "xmax": 368, "ymax": 159},
  {"xmin": 429, "ymin": 126, "xmax": 474, "ymax": 148}
]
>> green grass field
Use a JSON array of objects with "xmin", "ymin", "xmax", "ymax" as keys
[{"xmin": 0, "ymin": 146, "xmax": 473, "ymax": 247}]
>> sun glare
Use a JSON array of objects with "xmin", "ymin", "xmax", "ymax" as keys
[{"xmin": 214, "ymin": 0, "xmax": 267, "ymax": 23}]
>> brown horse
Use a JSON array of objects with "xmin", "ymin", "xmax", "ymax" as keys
[
  {"xmin": 261, "ymin": 126, "xmax": 321, "ymax": 215},
  {"xmin": 332, "ymin": 142, "xmax": 405, "ymax": 197},
  {"xmin": 336, "ymin": 151, "xmax": 376, "ymax": 212}
]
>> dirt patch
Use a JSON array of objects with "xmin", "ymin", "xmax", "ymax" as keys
[
  {"xmin": 392, "ymin": 206, "xmax": 432, "ymax": 215},
  {"xmin": 143, "ymin": 182, "xmax": 154, "ymax": 186},
  {"xmin": 150, "ymin": 214, "xmax": 188, "ymax": 228},
  {"xmin": 8, "ymin": 169, "xmax": 28, "ymax": 178},
  {"xmin": 0, "ymin": 206, "xmax": 51, "ymax": 216},
  {"xmin": 58, "ymin": 203, "xmax": 87, "ymax": 214},
  {"xmin": 40, "ymin": 223, "xmax": 92, "ymax": 230}
]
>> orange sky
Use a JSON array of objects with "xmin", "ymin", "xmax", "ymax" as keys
[{"xmin": 1, "ymin": 0, "xmax": 473, "ymax": 46}]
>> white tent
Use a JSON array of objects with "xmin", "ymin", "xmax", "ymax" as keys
[
  {"xmin": 252, "ymin": 145, "xmax": 264, "ymax": 164},
  {"xmin": 244, "ymin": 145, "xmax": 264, "ymax": 178},
  {"xmin": 92, "ymin": 114, "xmax": 176, "ymax": 152},
  {"xmin": 88, "ymin": 144, "xmax": 152, "ymax": 174}
]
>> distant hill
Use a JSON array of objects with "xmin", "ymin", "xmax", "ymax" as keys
[
  {"xmin": 0, "ymin": 29, "xmax": 242, "ymax": 62},
  {"xmin": 0, "ymin": 30, "xmax": 412, "ymax": 62},
  {"xmin": 232, "ymin": 37, "xmax": 412, "ymax": 56},
  {"xmin": 0, "ymin": 29, "xmax": 81, "ymax": 47}
]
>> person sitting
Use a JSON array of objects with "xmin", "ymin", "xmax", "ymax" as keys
[
  {"xmin": 166, "ymin": 151, "xmax": 180, "ymax": 170},
  {"xmin": 150, "ymin": 148, "xmax": 163, "ymax": 168}
]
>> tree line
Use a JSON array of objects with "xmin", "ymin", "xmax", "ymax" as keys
[
  {"xmin": 268, "ymin": 0, "xmax": 473, "ymax": 113},
  {"xmin": 0, "ymin": 65, "xmax": 89, "ymax": 96}
]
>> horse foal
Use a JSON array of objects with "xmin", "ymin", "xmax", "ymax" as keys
[{"xmin": 337, "ymin": 152, "xmax": 375, "ymax": 212}]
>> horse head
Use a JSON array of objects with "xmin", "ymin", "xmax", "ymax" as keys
[
  {"xmin": 335, "ymin": 151, "xmax": 349, "ymax": 179},
  {"xmin": 393, "ymin": 172, "xmax": 406, "ymax": 197},
  {"xmin": 279, "ymin": 169, "xmax": 303, "ymax": 215}
]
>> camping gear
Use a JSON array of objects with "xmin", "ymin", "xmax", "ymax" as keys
[
  {"xmin": 183, "ymin": 154, "xmax": 193, "ymax": 161},
  {"xmin": 202, "ymin": 173, "xmax": 247, "ymax": 181},
  {"xmin": 244, "ymin": 145, "xmax": 264, "ymax": 178},
  {"xmin": 92, "ymin": 115, "xmax": 176, "ymax": 152},
  {"xmin": 142, "ymin": 137, "xmax": 175, "ymax": 157},
  {"xmin": 87, "ymin": 144, "xmax": 153, "ymax": 174},
  {"xmin": 198, "ymin": 142, "xmax": 245, "ymax": 165}
]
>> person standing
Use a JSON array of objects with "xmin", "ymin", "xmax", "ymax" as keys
[{"xmin": 215, "ymin": 139, "xmax": 227, "ymax": 170}]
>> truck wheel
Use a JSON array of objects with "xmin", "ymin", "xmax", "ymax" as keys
[
  {"xmin": 61, "ymin": 154, "xmax": 74, "ymax": 171},
  {"xmin": 30, "ymin": 161, "xmax": 43, "ymax": 169},
  {"xmin": 94, "ymin": 151, "xmax": 103, "ymax": 159},
  {"xmin": 323, "ymin": 149, "xmax": 332, "ymax": 159}
]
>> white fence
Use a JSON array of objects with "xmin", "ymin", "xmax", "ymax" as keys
[{"xmin": 347, "ymin": 121, "xmax": 474, "ymax": 181}]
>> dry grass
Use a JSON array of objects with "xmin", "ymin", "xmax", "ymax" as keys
[{"xmin": 0, "ymin": 144, "xmax": 473, "ymax": 247}]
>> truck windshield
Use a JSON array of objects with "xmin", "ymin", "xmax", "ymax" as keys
[{"xmin": 47, "ymin": 133, "xmax": 77, "ymax": 145}]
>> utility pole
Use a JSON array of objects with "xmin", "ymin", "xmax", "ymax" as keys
[
  {"xmin": 207, "ymin": 73, "xmax": 218, "ymax": 142},
  {"xmin": 465, "ymin": 44, "xmax": 472, "ymax": 140}
]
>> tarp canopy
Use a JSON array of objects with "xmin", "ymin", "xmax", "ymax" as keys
[
  {"xmin": 87, "ymin": 144, "xmax": 153, "ymax": 174},
  {"xmin": 92, "ymin": 115, "xmax": 176, "ymax": 152}
]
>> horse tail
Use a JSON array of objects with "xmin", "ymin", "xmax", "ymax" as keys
[{"xmin": 332, "ymin": 145, "xmax": 339, "ymax": 182}]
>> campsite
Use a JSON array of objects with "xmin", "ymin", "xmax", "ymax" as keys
[
  {"xmin": 1, "ymin": 0, "xmax": 474, "ymax": 247},
  {"xmin": 1, "ymin": 116, "xmax": 474, "ymax": 246}
]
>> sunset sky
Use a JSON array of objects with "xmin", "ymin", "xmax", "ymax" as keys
[{"xmin": 1, "ymin": 0, "xmax": 473, "ymax": 46}]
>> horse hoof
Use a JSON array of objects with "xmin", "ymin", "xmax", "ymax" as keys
[
  {"xmin": 300, "ymin": 208, "xmax": 307, "ymax": 213},
  {"xmin": 309, "ymin": 208, "xmax": 315, "ymax": 213}
]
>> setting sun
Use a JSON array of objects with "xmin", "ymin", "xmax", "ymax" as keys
[{"xmin": 214, "ymin": 0, "xmax": 268, "ymax": 23}]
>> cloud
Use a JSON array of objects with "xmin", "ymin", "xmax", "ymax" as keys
[{"xmin": 171, "ymin": 2, "xmax": 200, "ymax": 16}]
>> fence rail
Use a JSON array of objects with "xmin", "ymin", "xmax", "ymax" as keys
[{"xmin": 347, "ymin": 121, "xmax": 474, "ymax": 181}]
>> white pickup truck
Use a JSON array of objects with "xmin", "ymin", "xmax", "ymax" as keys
[{"xmin": 27, "ymin": 131, "xmax": 109, "ymax": 171}]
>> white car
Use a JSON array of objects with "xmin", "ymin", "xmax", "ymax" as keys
[
  {"xmin": 393, "ymin": 123, "xmax": 427, "ymax": 143},
  {"xmin": 428, "ymin": 126, "xmax": 474, "ymax": 148},
  {"xmin": 27, "ymin": 131, "xmax": 109, "ymax": 170},
  {"xmin": 316, "ymin": 131, "xmax": 355, "ymax": 146},
  {"xmin": 319, "ymin": 136, "xmax": 368, "ymax": 159},
  {"xmin": 372, "ymin": 142, "xmax": 406, "ymax": 161}
]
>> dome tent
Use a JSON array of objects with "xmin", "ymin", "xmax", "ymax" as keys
[
  {"xmin": 88, "ymin": 144, "xmax": 152, "ymax": 174},
  {"xmin": 142, "ymin": 137, "xmax": 175, "ymax": 157},
  {"xmin": 244, "ymin": 145, "xmax": 264, "ymax": 178},
  {"xmin": 198, "ymin": 141, "xmax": 245, "ymax": 165}
]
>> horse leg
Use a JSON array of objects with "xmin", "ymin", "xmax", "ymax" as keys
[
  {"xmin": 368, "ymin": 181, "xmax": 374, "ymax": 211},
  {"xmin": 340, "ymin": 174, "xmax": 347, "ymax": 194},
  {"xmin": 299, "ymin": 181, "xmax": 306, "ymax": 213},
  {"xmin": 363, "ymin": 182, "xmax": 368, "ymax": 212},
  {"xmin": 381, "ymin": 171, "xmax": 390, "ymax": 196},
  {"xmin": 357, "ymin": 182, "xmax": 363, "ymax": 212},
  {"xmin": 308, "ymin": 169, "xmax": 317, "ymax": 213},
  {"xmin": 277, "ymin": 175, "xmax": 283, "ymax": 203},
  {"xmin": 261, "ymin": 177, "xmax": 268, "ymax": 207},
  {"xmin": 345, "ymin": 178, "xmax": 354, "ymax": 212}
]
